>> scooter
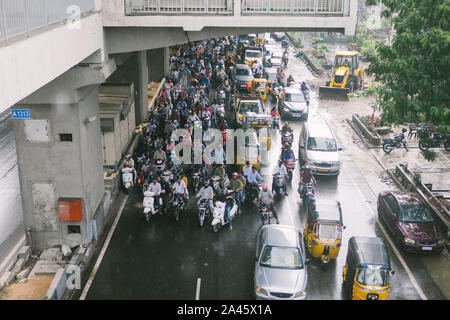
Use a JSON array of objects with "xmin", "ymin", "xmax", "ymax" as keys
[
  {"xmin": 272, "ymin": 173, "xmax": 287, "ymax": 200},
  {"xmin": 245, "ymin": 181, "xmax": 262, "ymax": 203},
  {"xmin": 143, "ymin": 190, "xmax": 165, "ymax": 221},
  {"xmin": 281, "ymin": 132, "xmax": 293, "ymax": 146},
  {"xmin": 210, "ymin": 175, "xmax": 230, "ymax": 196},
  {"xmin": 284, "ymin": 158, "xmax": 296, "ymax": 181},
  {"xmin": 300, "ymin": 182, "xmax": 315, "ymax": 209},
  {"xmin": 212, "ymin": 193, "xmax": 238, "ymax": 232},
  {"xmin": 121, "ymin": 167, "xmax": 134, "ymax": 194},
  {"xmin": 154, "ymin": 159, "xmax": 166, "ymax": 174}
]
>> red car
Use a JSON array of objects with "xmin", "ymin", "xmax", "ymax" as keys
[{"xmin": 377, "ymin": 191, "xmax": 445, "ymax": 253}]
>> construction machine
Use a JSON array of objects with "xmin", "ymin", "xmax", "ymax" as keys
[{"xmin": 319, "ymin": 51, "xmax": 364, "ymax": 100}]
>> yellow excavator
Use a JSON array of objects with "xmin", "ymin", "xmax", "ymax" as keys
[{"xmin": 319, "ymin": 51, "xmax": 364, "ymax": 100}]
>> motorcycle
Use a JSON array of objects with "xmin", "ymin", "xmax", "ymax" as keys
[
  {"xmin": 245, "ymin": 181, "xmax": 262, "ymax": 203},
  {"xmin": 154, "ymin": 159, "xmax": 166, "ymax": 174},
  {"xmin": 217, "ymin": 89, "xmax": 226, "ymax": 102},
  {"xmin": 210, "ymin": 175, "xmax": 230, "ymax": 196},
  {"xmin": 287, "ymin": 78, "xmax": 295, "ymax": 87},
  {"xmin": 272, "ymin": 173, "xmax": 287, "ymax": 200},
  {"xmin": 121, "ymin": 167, "xmax": 134, "ymax": 193},
  {"xmin": 382, "ymin": 128, "xmax": 409, "ymax": 154},
  {"xmin": 211, "ymin": 193, "xmax": 238, "ymax": 232},
  {"xmin": 300, "ymin": 182, "xmax": 315, "ymax": 209},
  {"xmin": 281, "ymin": 132, "xmax": 293, "ymax": 146},
  {"xmin": 191, "ymin": 168, "xmax": 203, "ymax": 194},
  {"xmin": 418, "ymin": 132, "xmax": 450, "ymax": 151},
  {"xmin": 143, "ymin": 190, "xmax": 165, "ymax": 221},
  {"xmin": 259, "ymin": 203, "xmax": 277, "ymax": 225},
  {"xmin": 172, "ymin": 193, "xmax": 185, "ymax": 222},
  {"xmin": 283, "ymin": 158, "xmax": 296, "ymax": 181},
  {"xmin": 197, "ymin": 198, "xmax": 212, "ymax": 227}
]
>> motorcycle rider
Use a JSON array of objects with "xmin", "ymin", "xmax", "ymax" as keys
[
  {"xmin": 195, "ymin": 180, "xmax": 215, "ymax": 214},
  {"xmin": 281, "ymin": 144, "xmax": 295, "ymax": 163},
  {"xmin": 242, "ymin": 161, "xmax": 252, "ymax": 178},
  {"xmin": 301, "ymin": 81, "xmax": 309, "ymax": 93},
  {"xmin": 147, "ymin": 176, "xmax": 163, "ymax": 215},
  {"xmin": 124, "ymin": 154, "xmax": 136, "ymax": 183},
  {"xmin": 153, "ymin": 145, "xmax": 167, "ymax": 163},
  {"xmin": 247, "ymin": 166, "xmax": 263, "ymax": 195},
  {"xmin": 298, "ymin": 165, "xmax": 316, "ymax": 197},
  {"xmin": 287, "ymin": 74, "xmax": 295, "ymax": 86},
  {"xmin": 272, "ymin": 160, "xmax": 288, "ymax": 196},
  {"xmin": 229, "ymin": 172, "xmax": 244, "ymax": 213},
  {"xmin": 257, "ymin": 184, "xmax": 280, "ymax": 224},
  {"xmin": 281, "ymin": 121, "xmax": 293, "ymax": 135},
  {"xmin": 172, "ymin": 175, "xmax": 187, "ymax": 202},
  {"xmin": 212, "ymin": 163, "xmax": 227, "ymax": 190}
]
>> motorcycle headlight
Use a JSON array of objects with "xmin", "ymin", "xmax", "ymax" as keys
[
  {"xmin": 255, "ymin": 286, "xmax": 269, "ymax": 297},
  {"xmin": 404, "ymin": 237, "xmax": 415, "ymax": 245},
  {"xmin": 437, "ymin": 239, "xmax": 445, "ymax": 246},
  {"xmin": 295, "ymin": 290, "xmax": 306, "ymax": 298}
]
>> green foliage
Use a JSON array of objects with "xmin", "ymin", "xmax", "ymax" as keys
[
  {"xmin": 413, "ymin": 171, "xmax": 422, "ymax": 185},
  {"xmin": 365, "ymin": 0, "xmax": 450, "ymax": 134},
  {"xmin": 422, "ymin": 150, "xmax": 438, "ymax": 162}
]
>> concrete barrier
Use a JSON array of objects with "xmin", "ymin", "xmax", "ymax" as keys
[{"xmin": 352, "ymin": 114, "xmax": 381, "ymax": 146}]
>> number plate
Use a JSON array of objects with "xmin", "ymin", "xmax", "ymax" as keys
[
  {"xmin": 292, "ymin": 114, "xmax": 302, "ymax": 118},
  {"xmin": 422, "ymin": 247, "xmax": 432, "ymax": 251},
  {"xmin": 317, "ymin": 169, "xmax": 329, "ymax": 173}
]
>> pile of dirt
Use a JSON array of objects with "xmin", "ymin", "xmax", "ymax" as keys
[{"xmin": 0, "ymin": 275, "xmax": 54, "ymax": 300}]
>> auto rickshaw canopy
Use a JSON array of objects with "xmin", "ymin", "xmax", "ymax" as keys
[
  {"xmin": 348, "ymin": 236, "xmax": 391, "ymax": 270},
  {"xmin": 310, "ymin": 201, "xmax": 343, "ymax": 225}
]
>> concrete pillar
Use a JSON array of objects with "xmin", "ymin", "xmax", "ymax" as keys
[
  {"xmin": 107, "ymin": 52, "xmax": 148, "ymax": 124},
  {"xmin": 12, "ymin": 73, "xmax": 105, "ymax": 251},
  {"xmin": 147, "ymin": 47, "xmax": 170, "ymax": 82}
]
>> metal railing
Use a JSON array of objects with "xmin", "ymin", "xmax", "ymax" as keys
[
  {"xmin": 125, "ymin": 0, "xmax": 233, "ymax": 14},
  {"xmin": 241, "ymin": 0, "xmax": 346, "ymax": 14},
  {"xmin": 0, "ymin": 0, "xmax": 95, "ymax": 44}
]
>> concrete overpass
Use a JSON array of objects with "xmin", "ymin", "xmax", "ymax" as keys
[{"xmin": 0, "ymin": 0, "xmax": 358, "ymax": 251}]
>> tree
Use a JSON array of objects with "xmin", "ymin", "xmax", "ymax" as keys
[{"xmin": 365, "ymin": 0, "xmax": 450, "ymax": 134}]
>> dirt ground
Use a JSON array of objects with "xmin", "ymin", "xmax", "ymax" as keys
[{"xmin": 0, "ymin": 275, "xmax": 54, "ymax": 300}]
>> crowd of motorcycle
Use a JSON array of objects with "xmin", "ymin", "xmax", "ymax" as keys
[{"xmin": 119, "ymin": 35, "xmax": 317, "ymax": 232}]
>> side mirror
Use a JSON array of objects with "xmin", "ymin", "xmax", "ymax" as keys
[
  {"xmin": 299, "ymin": 145, "xmax": 304, "ymax": 149},
  {"xmin": 338, "ymin": 147, "xmax": 343, "ymax": 151},
  {"xmin": 305, "ymin": 259, "xmax": 310, "ymax": 265},
  {"xmin": 391, "ymin": 270, "xmax": 395, "ymax": 276},
  {"xmin": 343, "ymin": 226, "xmax": 347, "ymax": 230}
]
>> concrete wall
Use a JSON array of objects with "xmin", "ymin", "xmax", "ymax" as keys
[
  {"xmin": 148, "ymin": 48, "xmax": 169, "ymax": 82},
  {"xmin": 12, "ymin": 85, "xmax": 104, "ymax": 250},
  {"xmin": 0, "ymin": 12, "xmax": 104, "ymax": 114},
  {"xmin": 103, "ymin": 0, "xmax": 357, "ymax": 35}
]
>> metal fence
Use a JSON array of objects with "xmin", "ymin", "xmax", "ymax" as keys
[
  {"xmin": 125, "ymin": 0, "xmax": 233, "ymax": 14},
  {"xmin": 241, "ymin": 0, "xmax": 346, "ymax": 14},
  {"xmin": 0, "ymin": 0, "xmax": 95, "ymax": 44}
]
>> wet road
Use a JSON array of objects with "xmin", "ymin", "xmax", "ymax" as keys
[
  {"xmin": 82, "ymin": 41, "xmax": 446, "ymax": 300},
  {"xmin": 0, "ymin": 108, "xmax": 24, "ymax": 265}
]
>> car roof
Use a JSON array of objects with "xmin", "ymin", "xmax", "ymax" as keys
[
  {"xmin": 348, "ymin": 236, "xmax": 391, "ymax": 269},
  {"xmin": 264, "ymin": 68, "xmax": 277, "ymax": 73},
  {"xmin": 263, "ymin": 224, "xmax": 300, "ymax": 247},
  {"xmin": 305, "ymin": 115, "xmax": 334, "ymax": 138},
  {"xmin": 388, "ymin": 191, "xmax": 424, "ymax": 205},
  {"xmin": 284, "ymin": 87, "xmax": 302, "ymax": 94},
  {"xmin": 235, "ymin": 64, "xmax": 251, "ymax": 69}
]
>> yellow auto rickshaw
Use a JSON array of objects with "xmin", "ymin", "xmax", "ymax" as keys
[
  {"xmin": 234, "ymin": 129, "xmax": 261, "ymax": 171},
  {"xmin": 304, "ymin": 201, "xmax": 345, "ymax": 268},
  {"xmin": 342, "ymin": 236, "xmax": 395, "ymax": 300},
  {"xmin": 249, "ymin": 79, "xmax": 269, "ymax": 101}
]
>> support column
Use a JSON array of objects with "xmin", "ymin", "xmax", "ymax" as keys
[
  {"xmin": 147, "ymin": 47, "xmax": 170, "ymax": 82},
  {"xmin": 12, "ymin": 71, "xmax": 105, "ymax": 251},
  {"xmin": 107, "ymin": 52, "xmax": 148, "ymax": 124}
]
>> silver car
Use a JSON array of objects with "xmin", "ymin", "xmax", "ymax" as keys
[
  {"xmin": 254, "ymin": 224, "xmax": 309, "ymax": 300},
  {"xmin": 233, "ymin": 63, "xmax": 254, "ymax": 91}
]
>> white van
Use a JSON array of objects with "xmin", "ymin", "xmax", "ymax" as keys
[{"xmin": 298, "ymin": 115, "xmax": 342, "ymax": 176}]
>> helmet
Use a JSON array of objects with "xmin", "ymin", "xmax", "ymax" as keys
[
  {"xmin": 262, "ymin": 184, "xmax": 268, "ymax": 190},
  {"xmin": 125, "ymin": 154, "xmax": 131, "ymax": 158},
  {"xmin": 232, "ymin": 172, "xmax": 238, "ymax": 177}
]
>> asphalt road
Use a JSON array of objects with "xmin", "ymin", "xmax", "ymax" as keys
[{"xmin": 81, "ymin": 40, "xmax": 446, "ymax": 300}]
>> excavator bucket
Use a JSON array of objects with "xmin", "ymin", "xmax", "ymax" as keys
[{"xmin": 319, "ymin": 86, "xmax": 350, "ymax": 100}]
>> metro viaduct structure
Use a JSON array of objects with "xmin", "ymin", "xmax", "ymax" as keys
[{"xmin": 0, "ymin": 0, "xmax": 357, "ymax": 250}]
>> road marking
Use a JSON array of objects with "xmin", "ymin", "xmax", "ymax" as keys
[
  {"xmin": 348, "ymin": 170, "xmax": 428, "ymax": 300},
  {"xmin": 79, "ymin": 195, "xmax": 128, "ymax": 300},
  {"xmin": 195, "ymin": 278, "xmax": 201, "ymax": 300}
]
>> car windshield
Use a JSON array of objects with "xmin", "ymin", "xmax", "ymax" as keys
[
  {"xmin": 314, "ymin": 223, "xmax": 341, "ymax": 240},
  {"xmin": 239, "ymin": 102, "xmax": 262, "ymax": 114},
  {"xmin": 236, "ymin": 68, "xmax": 250, "ymax": 76},
  {"xmin": 256, "ymin": 82, "xmax": 266, "ymax": 90},
  {"xmin": 285, "ymin": 93, "xmax": 305, "ymax": 102},
  {"xmin": 246, "ymin": 51, "xmax": 261, "ymax": 58},
  {"xmin": 356, "ymin": 266, "xmax": 389, "ymax": 287},
  {"xmin": 399, "ymin": 205, "xmax": 434, "ymax": 223},
  {"xmin": 307, "ymin": 137, "xmax": 337, "ymax": 151},
  {"xmin": 260, "ymin": 246, "xmax": 303, "ymax": 269}
]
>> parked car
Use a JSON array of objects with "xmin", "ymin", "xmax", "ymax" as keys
[
  {"xmin": 233, "ymin": 63, "xmax": 254, "ymax": 91},
  {"xmin": 254, "ymin": 224, "xmax": 309, "ymax": 300},
  {"xmin": 298, "ymin": 115, "xmax": 342, "ymax": 176},
  {"xmin": 377, "ymin": 191, "xmax": 446, "ymax": 253},
  {"xmin": 278, "ymin": 87, "xmax": 309, "ymax": 120}
]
